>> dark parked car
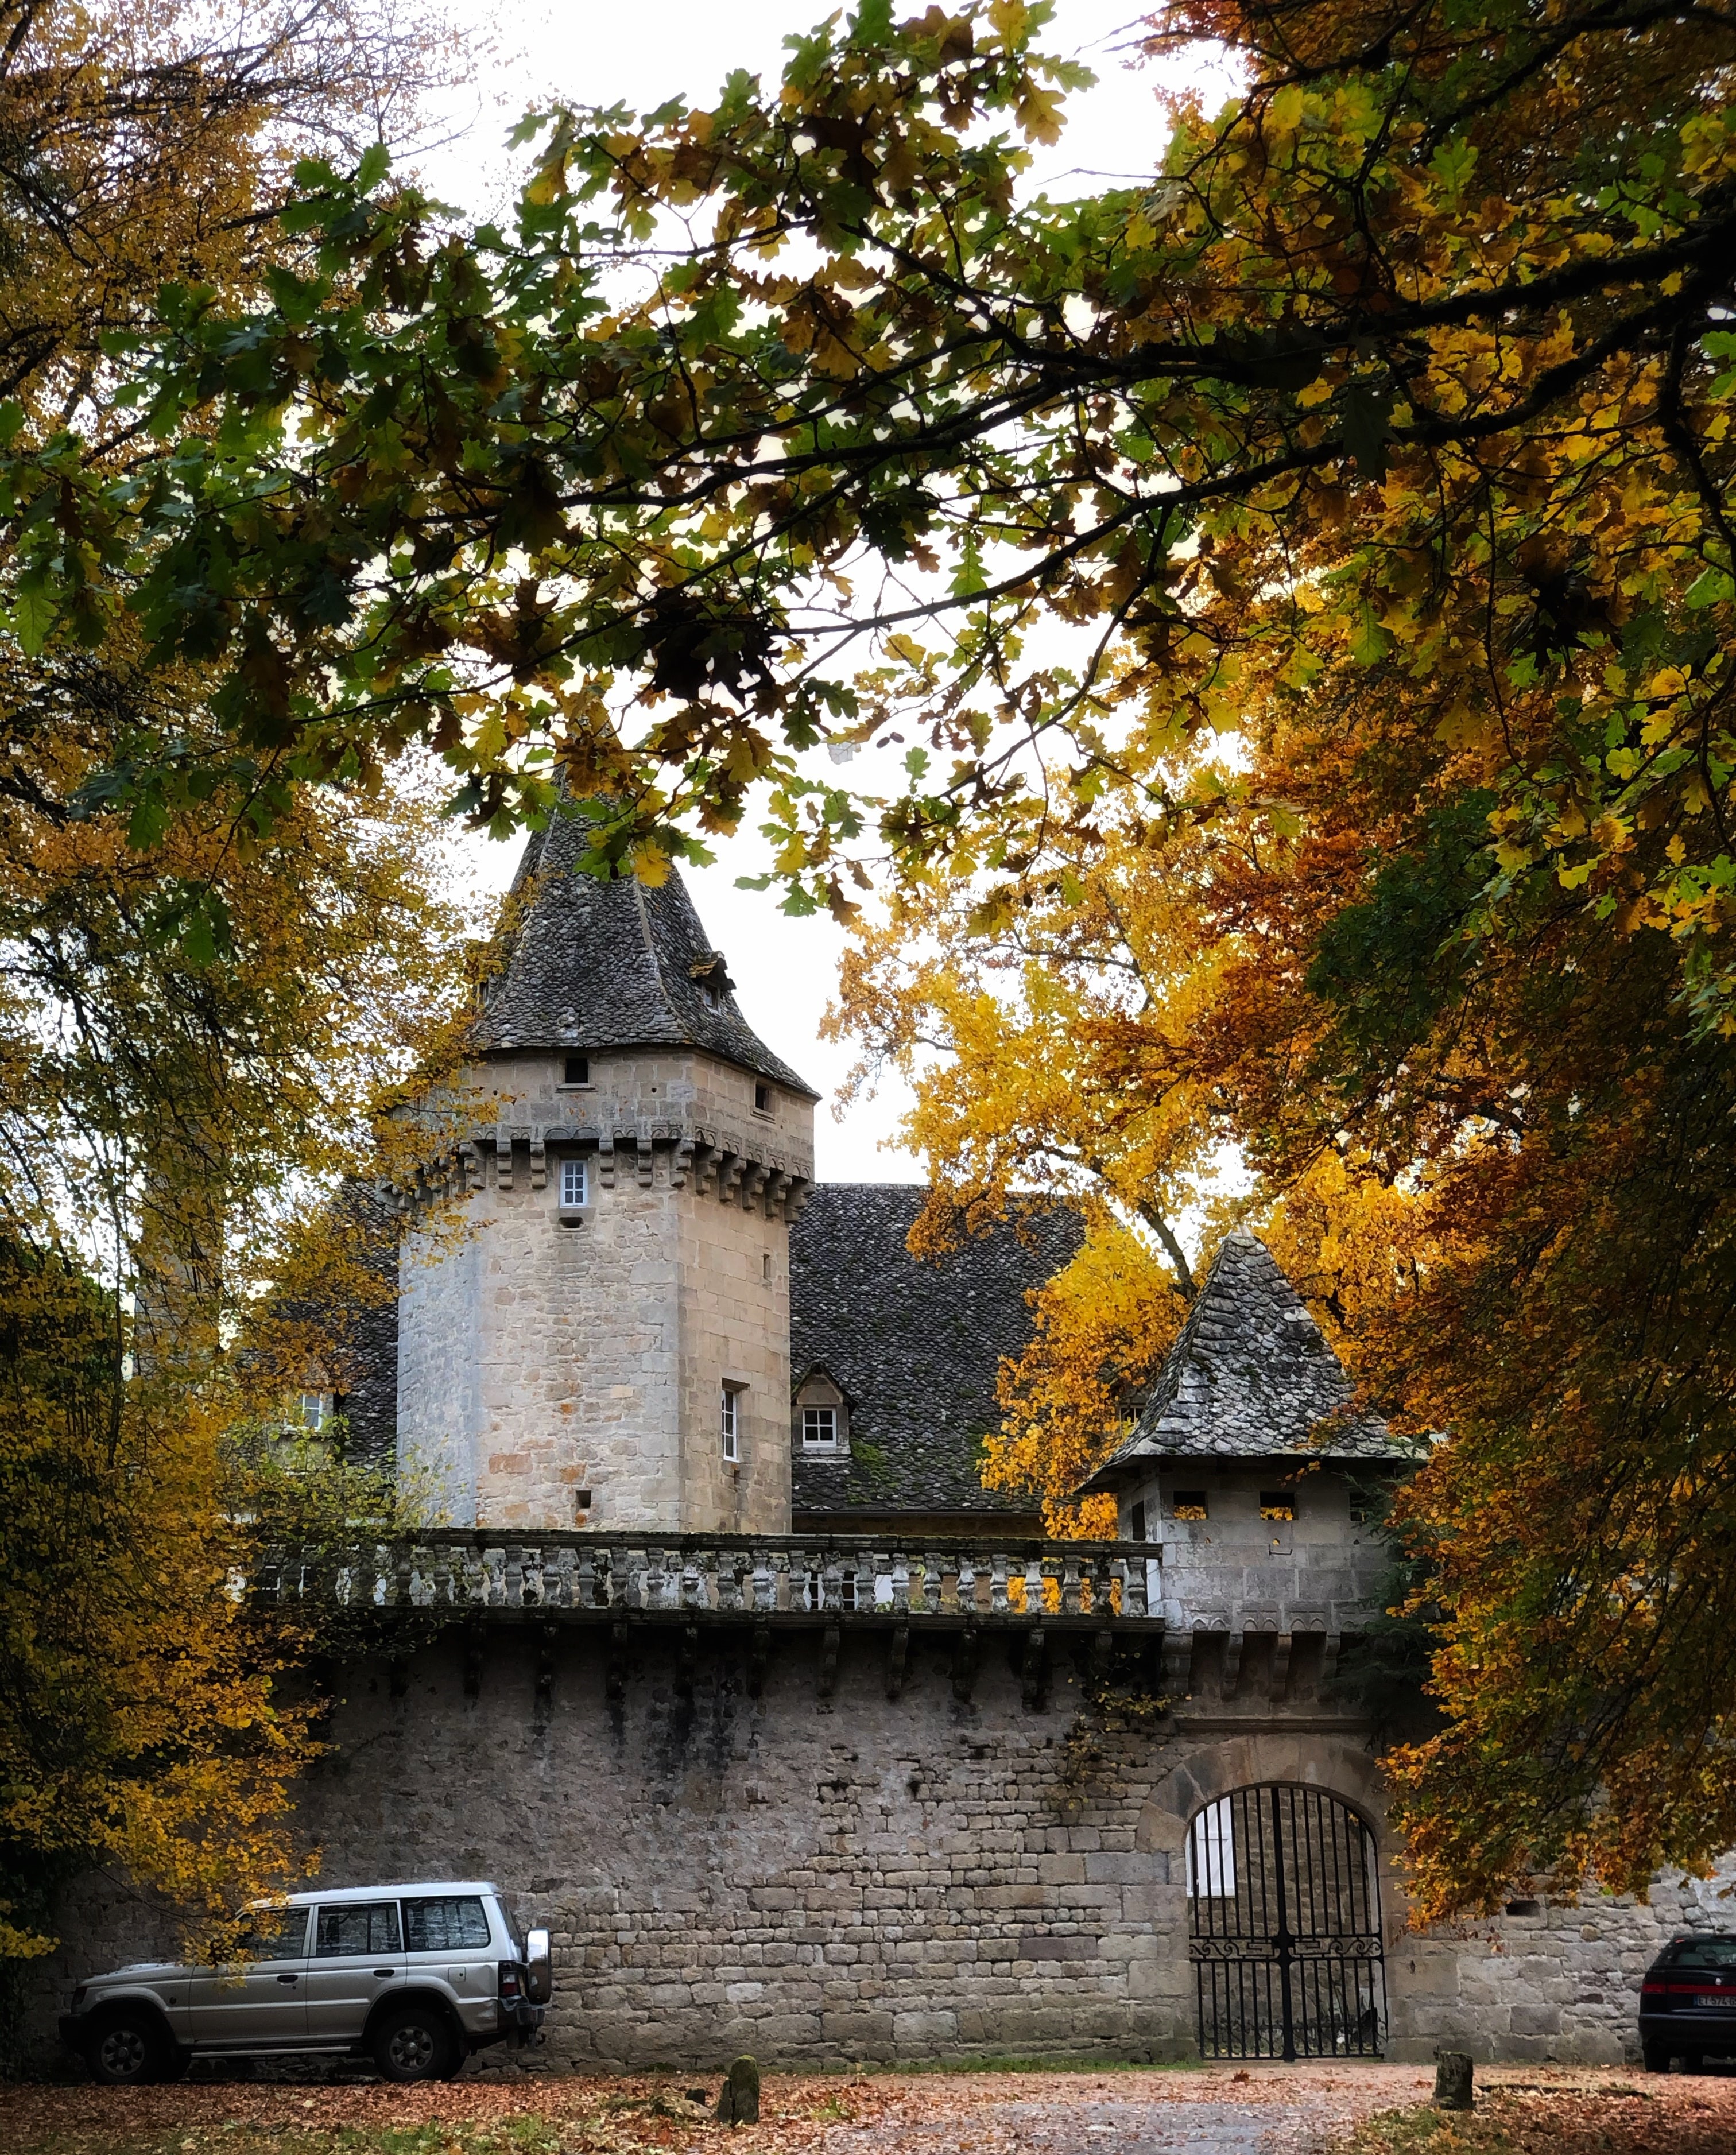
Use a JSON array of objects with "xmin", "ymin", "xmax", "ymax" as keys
[{"xmin": 1640, "ymin": 1932, "xmax": 1736, "ymax": 2071}]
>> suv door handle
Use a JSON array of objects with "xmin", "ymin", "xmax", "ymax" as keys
[
  {"xmin": 373, "ymin": 1969, "xmax": 396, "ymax": 1979},
  {"xmin": 276, "ymin": 1974, "xmax": 299, "ymax": 1986}
]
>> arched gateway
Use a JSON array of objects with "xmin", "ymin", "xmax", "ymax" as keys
[{"xmin": 1186, "ymin": 1784, "xmax": 1387, "ymax": 2060}]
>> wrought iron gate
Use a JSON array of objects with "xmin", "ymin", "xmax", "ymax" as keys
[{"xmin": 1186, "ymin": 1784, "xmax": 1386, "ymax": 2060}]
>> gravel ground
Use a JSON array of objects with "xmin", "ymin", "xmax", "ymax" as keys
[{"xmin": 12, "ymin": 2063, "xmax": 1736, "ymax": 2155}]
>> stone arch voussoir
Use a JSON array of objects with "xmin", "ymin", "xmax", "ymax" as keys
[{"xmin": 1137, "ymin": 1732, "xmax": 1390, "ymax": 1860}]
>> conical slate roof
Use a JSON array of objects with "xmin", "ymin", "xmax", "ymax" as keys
[
  {"xmin": 1087, "ymin": 1228, "xmax": 1408, "ymax": 1483},
  {"xmin": 471, "ymin": 810, "xmax": 817, "ymax": 1095}
]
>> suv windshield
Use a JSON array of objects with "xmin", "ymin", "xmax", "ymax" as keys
[{"xmin": 1667, "ymin": 1935, "xmax": 1736, "ymax": 1968}]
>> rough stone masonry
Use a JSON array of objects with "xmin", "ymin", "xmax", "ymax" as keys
[{"xmin": 27, "ymin": 1619, "xmax": 1735, "ymax": 2073}]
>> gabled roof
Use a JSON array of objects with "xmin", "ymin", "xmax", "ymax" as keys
[
  {"xmin": 1087, "ymin": 1228, "xmax": 1408, "ymax": 1485},
  {"xmin": 789, "ymin": 1184, "xmax": 1082, "ymax": 1520},
  {"xmin": 471, "ymin": 809, "xmax": 816, "ymax": 1096}
]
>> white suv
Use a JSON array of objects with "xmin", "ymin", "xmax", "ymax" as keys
[{"xmin": 59, "ymin": 1880, "xmax": 550, "ymax": 2084}]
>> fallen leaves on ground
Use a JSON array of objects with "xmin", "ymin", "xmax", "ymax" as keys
[
  {"xmin": 13, "ymin": 2066, "xmax": 1736, "ymax": 2155},
  {"xmin": 1336, "ymin": 2081, "xmax": 1736, "ymax": 2155}
]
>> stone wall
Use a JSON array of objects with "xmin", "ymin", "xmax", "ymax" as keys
[
  {"xmin": 26, "ymin": 1623, "xmax": 1726, "ymax": 2073},
  {"xmin": 1117, "ymin": 1462, "xmax": 1393, "ymax": 1642}
]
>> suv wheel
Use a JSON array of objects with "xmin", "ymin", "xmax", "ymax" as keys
[
  {"xmin": 373, "ymin": 2002, "xmax": 452, "ymax": 2083},
  {"xmin": 89, "ymin": 2010, "xmax": 169, "ymax": 2086}
]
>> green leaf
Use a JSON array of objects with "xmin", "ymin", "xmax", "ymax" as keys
[
  {"xmin": 10, "ymin": 583, "xmax": 56, "ymax": 656},
  {"xmin": 848, "ymin": 0, "xmax": 896, "ymax": 49},
  {"xmin": 1339, "ymin": 382, "xmax": 1395, "ymax": 482},
  {"xmin": 356, "ymin": 141, "xmax": 390, "ymax": 192},
  {"xmin": 1351, "ymin": 606, "xmax": 1393, "ymax": 667}
]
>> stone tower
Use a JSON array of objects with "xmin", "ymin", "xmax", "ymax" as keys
[{"xmin": 392, "ymin": 813, "xmax": 817, "ymax": 1534}]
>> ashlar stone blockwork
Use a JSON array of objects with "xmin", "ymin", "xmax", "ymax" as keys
[{"xmin": 394, "ymin": 1045, "xmax": 813, "ymax": 1535}]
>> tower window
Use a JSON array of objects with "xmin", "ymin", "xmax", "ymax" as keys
[
  {"xmin": 720, "ymin": 1384, "xmax": 742, "ymax": 1462},
  {"xmin": 801, "ymin": 1406, "xmax": 838, "ymax": 1448},
  {"xmin": 762, "ymin": 1252, "xmax": 773, "ymax": 1282},
  {"xmin": 753, "ymin": 1082, "xmax": 772, "ymax": 1114},
  {"xmin": 563, "ymin": 1055, "xmax": 590, "ymax": 1086},
  {"xmin": 560, "ymin": 1157, "xmax": 589, "ymax": 1208}
]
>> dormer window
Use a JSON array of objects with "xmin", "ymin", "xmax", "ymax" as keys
[
  {"xmin": 559, "ymin": 1157, "xmax": 589, "ymax": 1209},
  {"xmin": 792, "ymin": 1367, "xmax": 849, "ymax": 1454},
  {"xmin": 562, "ymin": 1055, "xmax": 590, "ymax": 1087},
  {"xmin": 689, "ymin": 951, "xmax": 734, "ymax": 1012}
]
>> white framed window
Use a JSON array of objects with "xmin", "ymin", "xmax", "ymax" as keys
[
  {"xmin": 1186, "ymin": 1797, "xmax": 1237, "ymax": 1898},
  {"xmin": 296, "ymin": 1389, "xmax": 332, "ymax": 1433},
  {"xmin": 720, "ymin": 1384, "xmax": 741, "ymax": 1462},
  {"xmin": 560, "ymin": 1157, "xmax": 588, "ymax": 1208},
  {"xmin": 801, "ymin": 1405, "xmax": 838, "ymax": 1448}
]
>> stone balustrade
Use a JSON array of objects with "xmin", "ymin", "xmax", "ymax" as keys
[{"xmin": 255, "ymin": 1530, "xmax": 1162, "ymax": 1627}]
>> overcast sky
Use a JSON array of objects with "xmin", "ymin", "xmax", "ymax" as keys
[{"xmin": 423, "ymin": 4, "xmax": 1213, "ymax": 1180}]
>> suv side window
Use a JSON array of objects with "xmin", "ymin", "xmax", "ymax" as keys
[
  {"xmin": 237, "ymin": 1908, "xmax": 309, "ymax": 1960},
  {"xmin": 315, "ymin": 1902, "xmax": 402, "ymax": 1956},
  {"xmin": 402, "ymin": 1896, "xmax": 492, "ymax": 1952}
]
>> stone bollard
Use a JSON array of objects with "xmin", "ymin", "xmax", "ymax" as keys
[
  {"xmin": 714, "ymin": 2055, "xmax": 761, "ymax": 2126},
  {"xmin": 1433, "ymin": 2052, "xmax": 1474, "ymax": 2111}
]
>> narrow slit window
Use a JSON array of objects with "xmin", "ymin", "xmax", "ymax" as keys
[
  {"xmin": 1130, "ymin": 1499, "xmax": 1148, "ymax": 1542},
  {"xmin": 1259, "ymin": 1491, "xmax": 1296, "ymax": 1521},
  {"xmin": 1171, "ymin": 1490, "xmax": 1209, "ymax": 1521},
  {"xmin": 563, "ymin": 1055, "xmax": 589, "ymax": 1086},
  {"xmin": 762, "ymin": 1252, "xmax": 773, "ymax": 1282},
  {"xmin": 802, "ymin": 1406, "xmax": 838, "ymax": 1448},
  {"xmin": 560, "ymin": 1157, "xmax": 589, "ymax": 1208},
  {"xmin": 754, "ymin": 1082, "xmax": 772, "ymax": 1113},
  {"xmin": 720, "ymin": 1385, "xmax": 741, "ymax": 1462}
]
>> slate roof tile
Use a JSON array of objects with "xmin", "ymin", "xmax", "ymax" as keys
[
  {"xmin": 788, "ymin": 1184, "xmax": 1082, "ymax": 1518},
  {"xmin": 471, "ymin": 810, "xmax": 816, "ymax": 1095},
  {"xmin": 1087, "ymin": 1227, "xmax": 1409, "ymax": 1482}
]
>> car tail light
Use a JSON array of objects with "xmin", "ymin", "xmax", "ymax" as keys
[
  {"xmin": 498, "ymin": 1962, "xmax": 522, "ymax": 2000},
  {"xmin": 1642, "ymin": 1980, "xmax": 1667, "ymax": 1997}
]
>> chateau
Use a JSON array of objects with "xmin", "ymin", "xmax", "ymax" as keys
[{"xmin": 29, "ymin": 816, "xmax": 1734, "ymax": 2072}]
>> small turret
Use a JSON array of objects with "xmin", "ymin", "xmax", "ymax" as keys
[
  {"xmin": 394, "ymin": 812, "xmax": 817, "ymax": 1534},
  {"xmin": 1087, "ymin": 1230, "xmax": 1412, "ymax": 1676}
]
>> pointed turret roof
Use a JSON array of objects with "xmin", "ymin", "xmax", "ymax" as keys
[
  {"xmin": 471, "ymin": 809, "xmax": 817, "ymax": 1095},
  {"xmin": 1087, "ymin": 1228, "xmax": 1409, "ymax": 1485}
]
